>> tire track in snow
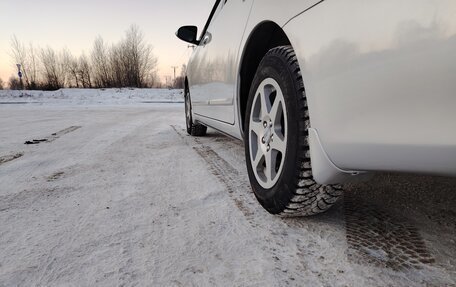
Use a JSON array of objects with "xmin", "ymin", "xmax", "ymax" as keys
[
  {"xmin": 0, "ymin": 152, "xmax": 24, "ymax": 165},
  {"xmin": 171, "ymin": 125, "xmax": 336, "ymax": 285},
  {"xmin": 185, "ymin": 127, "xmax": 436, "ymax": 270},
  {"xmin": 24, "ymin": 126, "xmax": 81, "ymax": 145},
  {"xmin": 170, "ymin": 125, "xmax": 253, "ymax": 218},
  {"xmin": 344, "ymin": 194, "xmax": 435, "ymax": 270},
  {"xmin": 170, "ymin": 125, "xmax": 449, "ymax": 286}
]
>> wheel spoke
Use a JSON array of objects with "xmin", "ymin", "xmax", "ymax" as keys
[
  {"xmin": 264, "ymin": 150, "xmax": 272, "ymax": 182},
  {"xmin": 270, "ymin": 97, "xmax": 282, "ymax": 124},
  {"xmin": 270, "ymin": 150, "xmax": 279, "ymax": 181},
  {"xmin": 260, "ymin": 90, "xmax": 269, "ymax": 118},
  {"xmin": 253, "ymin": 148, "xmax": 264, "ymax": 171},
  {"xmin": 271, "ymin": 134, "xmax": 286, "ymax": 154}
]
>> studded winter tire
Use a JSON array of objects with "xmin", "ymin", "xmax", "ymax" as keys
[{"xmin": 244, "ymin": 46, "xmax": 343, "ymax": 216}]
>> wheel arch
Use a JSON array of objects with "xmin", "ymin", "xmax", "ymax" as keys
[
  {"xmin": 238, "ymin": 21, "xmax": 292, "ymax": 137},
  {"xmin": 238, "ymin": 24, "xmax": 370, "ymax": 186}
]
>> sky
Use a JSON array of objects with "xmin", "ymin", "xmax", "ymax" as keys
[{"xmin": 0, "ymin": 0, "xmax": 215, "ymax": 84}]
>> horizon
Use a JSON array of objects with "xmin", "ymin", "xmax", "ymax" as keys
[{"xmin": 0, "ymin": 0, "xmax": 214, "ymax": 85}]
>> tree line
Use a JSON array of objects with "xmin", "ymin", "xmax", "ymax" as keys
[{"xmin": 6, "ymin": 25, "xmax": 165, "ymax": 90}]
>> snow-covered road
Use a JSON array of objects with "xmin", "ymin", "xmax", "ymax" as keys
[{"xmin": 0, "ymin": 98, "xmax": 455, "ymax": 286}]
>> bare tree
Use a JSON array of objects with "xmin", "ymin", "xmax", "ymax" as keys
[
  {"xmin": 91, "ymin": 36, "xmax": 111, "ymax": 87},
  {"xmin": 91, "ymin": 26, "xmax": 158, "ymax": 88},
  {"xmin": 78, "ymin": 53, "xmax": 92, "ymax": 88},
  {"xmin": 10, "ymin": 36, "xmax": 39, "ymax": 89},
  {"xmin": 120, "ymin": 25, "xmax": 158, "ymax": 87},
  {"xmin": 62, "ymin": 49, "xmax": 80, "ymax": 88},
  {"xmin": 0, "ymin": 78, "xmax": 4, "ymax": 90},
  {"xmin": 27, "ymin": 43, "xmax": 39, "ymax": 89},
  {"xmin": 109, "ymin": 44, "xmax": 124, "ymax": 87},
  {"xmin": 40, "ymin": 47, "xmax": 66, "ymax": 90},
  {"xmin": 8, "ymin": 76, "xmax": 21, "ymax": 90},
  {"xmin": 10, "ymin": 36, "xmax": 28, "ymax": 88},
  {"xmin": 9, "ymin": 25, "xmax": 161, "ymax": 90}
]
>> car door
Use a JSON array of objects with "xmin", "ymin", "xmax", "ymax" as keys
[{"xmin": 188, "ymin": 0, "xmax": 254, "ymax": 124}]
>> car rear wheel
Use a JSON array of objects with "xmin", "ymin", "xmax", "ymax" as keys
[
  {"xmin": 244, "ymin": 46, "xmax": 343, "ymax": 216},
  {"xmin": 185, "ymin": 87, "xmax": 207, "ymax": 136}
]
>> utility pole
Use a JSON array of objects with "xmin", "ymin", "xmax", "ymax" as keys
[{"xmin": 171, "ymin": 66, "xmax": 178, "ymax": 81}]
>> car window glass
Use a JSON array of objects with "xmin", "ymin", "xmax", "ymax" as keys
[
  {"xmin": 198, "ymin": 0, "xmax": 224, "ymax": 43},
  {"xmin": 211, "ymin": 1, "xmax": 225, "ymax": 22}
]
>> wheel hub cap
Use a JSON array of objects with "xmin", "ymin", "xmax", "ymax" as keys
[{"xmin": 261, "ymin": 118, "xmax": 273, "ymax": 151}]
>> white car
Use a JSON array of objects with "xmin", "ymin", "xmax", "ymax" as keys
[{"xmin": 176, "ymin": 0, "xmax": 456, "ymax": 216}]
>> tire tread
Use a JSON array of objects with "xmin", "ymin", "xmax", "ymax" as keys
[{"xmin": 268, "ymin": 46, "xmax": 343, "ymax": 217}]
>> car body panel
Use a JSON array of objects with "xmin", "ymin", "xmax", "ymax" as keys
[
  {"xmin": 186, "ymin": 0, "xmax": 456, "ymax": 180},
  {"xmin": 284, "ymin": 0, "xmax": 456, "ymax": 176},
  {"xmin": 187, "ymin": 0, "xmax": 254, "ymax": 124}
]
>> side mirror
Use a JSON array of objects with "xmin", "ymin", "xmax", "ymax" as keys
[{"xmin": 176, "ymin": 26, "xmax": 199, "ymax": 45}]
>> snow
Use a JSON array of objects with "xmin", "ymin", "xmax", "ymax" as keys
[
  {"xmin": 0, "ymin": 89, "xmax": 455, "ymax": 286},
  {"xmin": 0, "ymin": 88, "xmax": 184, "ymax": 105}
]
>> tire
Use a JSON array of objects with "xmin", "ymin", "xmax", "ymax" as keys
[
  {"xmin": 185, "ymin": 86, "xmax": 207, "ymax": 136},
  {"xmin": 244, "ymin": 46, "xmax": 343, "ymax": 216}
]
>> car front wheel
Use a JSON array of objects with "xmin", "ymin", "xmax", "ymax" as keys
[{"xmin": 244, "ymin": 46, "xmax": 343, "ymax": 216}]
